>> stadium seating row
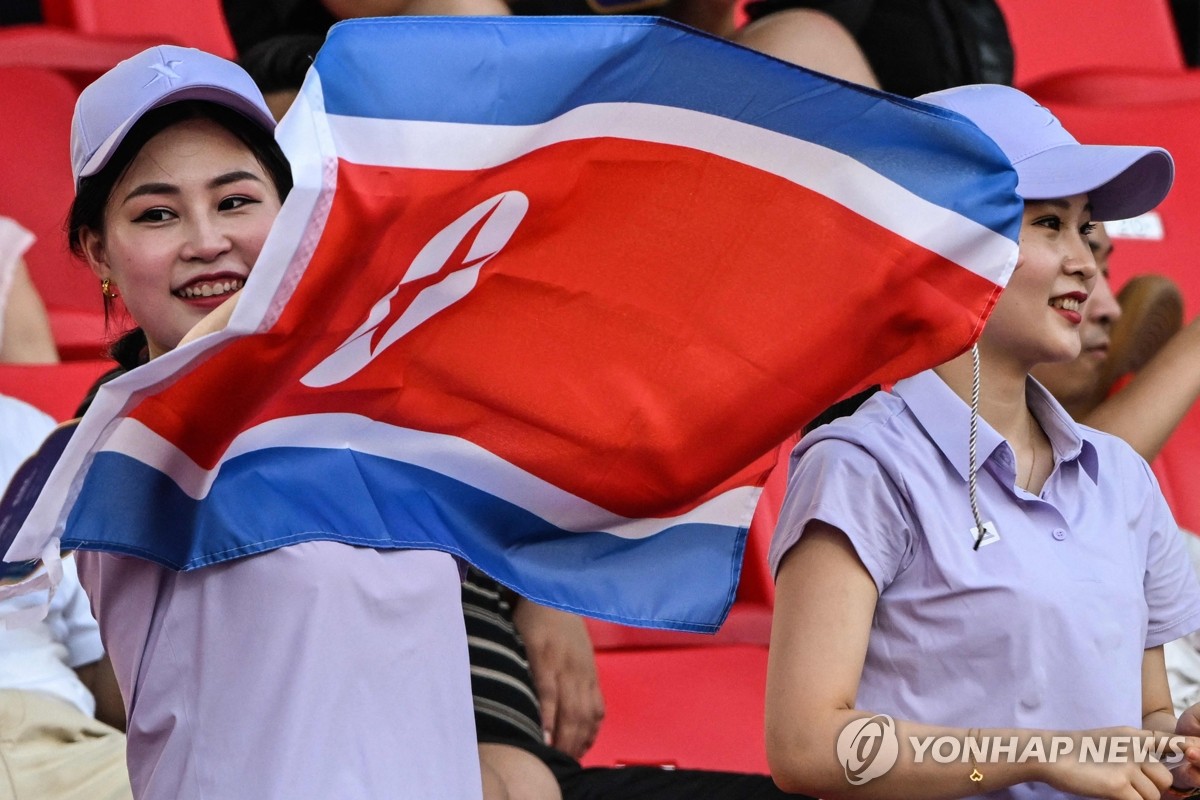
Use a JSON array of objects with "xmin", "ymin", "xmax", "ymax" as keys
[{"xmin": 0, "ymin": 0, "xmax": 234, "ymax": 75}]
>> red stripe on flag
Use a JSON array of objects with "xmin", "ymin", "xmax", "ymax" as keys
[{"xmin": 126, "ymin": 137, "xmax": 1000, "ymax": 517}]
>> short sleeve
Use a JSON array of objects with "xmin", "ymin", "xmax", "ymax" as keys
[
  {"xmin": 769, "ymin": 436, "xmax": 914, "ymax": 593},
  {"xmin": 1139, "ymin": 462, "xmax": 1200, "ymax": 648},
  {"xmin": 0, "ymin": 217, "xmax": 35, "ymax": 352},
  {"xmin": 0, "ymin": 396, "xmax": 56, "ymax": 488}
]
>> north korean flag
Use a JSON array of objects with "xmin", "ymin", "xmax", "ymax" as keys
[{"xmin": 3, "ymin": 17, "xmax": 1019, "ymax": 631}]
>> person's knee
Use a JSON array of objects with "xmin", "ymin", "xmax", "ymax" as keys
[
  {"xmin": 732, "ymin": 8, "xmax": 879, "ymax": 88},
  {"xmin": 481, "ymin": 756, "xmax": 512, "ymax": 800},
  {"xmin": 478, "ymin": 743, "xmax": 563, "ymax": 800}
]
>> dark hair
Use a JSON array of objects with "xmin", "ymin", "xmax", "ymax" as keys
[
  {"xmin": 239, "ymin": 34, "xmax": 323, "ymax": 95},
  {"xmin": 66, "ymin": 100, "xmax": 292, "ymax": 339},
  {"xmin": 803, "ymin": 385, "xmax": 881, "ymax": 435}
]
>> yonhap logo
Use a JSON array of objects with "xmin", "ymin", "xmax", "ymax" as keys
[{"xmin": 837, "ymin": 714, "xmax": 899, "ymax": 785}]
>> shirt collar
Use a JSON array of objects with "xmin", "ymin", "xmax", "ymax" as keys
[
  {"xmin": 1026, "ymin": 377, "xmax": 1099, "ymax": 482},
  {"xmin": 891, "ymin": 369, "xmax": 1099, "ymax": 485}
]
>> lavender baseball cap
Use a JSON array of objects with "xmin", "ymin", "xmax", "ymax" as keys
[
  {"xmin": 70, "ymin": 45, "xmax": 276, "ymax": 188},
  {"xmin": 918, "ymin": 84, "xmax": 1173, "ymax": 222}
]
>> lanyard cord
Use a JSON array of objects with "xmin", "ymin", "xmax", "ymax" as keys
[{"xmin": 969, "ymin": 344, "xmax": 987, "ymax": 550}]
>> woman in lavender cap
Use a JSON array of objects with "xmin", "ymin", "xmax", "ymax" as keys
[
  {"xmin": 766, "ymin": 84, "xmax": 1200, "ymax": 800},
  {"xmin": 63, "ymin": 46, "xmax": 480, "ymax": 799}
]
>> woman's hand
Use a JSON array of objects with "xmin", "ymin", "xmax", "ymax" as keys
[
  {"xmin": 1171, "ymin": 708, "xmax": 1200, "ymax": 792},
  {"xmin": 1039, "ymin": 727, "xmax": 1198, "ymax": 800},
  {"xmin": 511, "ymin": 599, "xmax": 605, "ymax": 758},
  {"xmin": 176, "ymin": 292, "xmax": 242, "ymax": 351}
]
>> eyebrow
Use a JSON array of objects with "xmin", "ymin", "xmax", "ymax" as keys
[
  {"xmin": 1034, "ymin": 198, "xmax": 1094, "ymax": 213},
  {"xmin": 121, "ymin": 170, "xmax": 266, "ymax": 204}
]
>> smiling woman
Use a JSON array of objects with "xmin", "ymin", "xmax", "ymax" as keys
[
  {"xmin": 73, "ymin": 114, "xmax": 279, "ymax": 358},
  {"xmin": 58, "ymin": 46, "xmax": 483, "ymax": 800},
  {"xmin": 765, "ymin": 85, "xmax": 1200, "ymax": 800},
  {"xmin": 68, "ymin": 100, "xmax": 290, "ymax": 359}
]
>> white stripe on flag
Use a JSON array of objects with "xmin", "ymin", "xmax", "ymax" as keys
[
  {"xmin": 101, "ymin": 414, "xmax": 762, "ymax": 540},
  {"xmin": 325, "ymin": 102, "xmax": 1017, "ymax": 286}
]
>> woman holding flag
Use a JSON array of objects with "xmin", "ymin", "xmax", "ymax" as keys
[
  {"xmin": 61, "ymin": 46, "xmax": 481, "ymax": 799},
  {"xmin": 766, "ymin": 84, "xmax": 1200, "ymax": 800}
]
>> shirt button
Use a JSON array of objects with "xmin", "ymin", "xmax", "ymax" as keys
[{"xmin": 1052, "ymin": 528, "xmax": 1067, "ymax": 541}]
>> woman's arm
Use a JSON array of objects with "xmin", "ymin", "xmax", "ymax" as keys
[
  {"xmin": 1146, "ymin": 646, "xmax": 1180, "ymax": 733},
  {"xmin": 0, "ymin": 257, "xmax": 58, "ymax": 363},
  {"xmin": 73, "ymin": 655, "xmax": 125, "ymax": 732},
  {"xmin": 767, "ymin": 521, "xmax": 1181, "ymax": 800},
  {"xmin": 1082, "ymin": 318, "xmax": 1200, "ymax": 462},
  {"xmin": 1144, "ymin": 645, "xmax": 1200, "ymax": 791}
]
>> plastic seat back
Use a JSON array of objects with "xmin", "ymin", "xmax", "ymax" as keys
[
  {"xmin": 42, "ymin": 0, "xmax": 236, "ymax": 59},
  {"xmin": 996, "ymin": 0, "xmax": 1185, "ymax": 87},
  {"xmin": 1026, "ymin": 69, "xmax": 1200, "ymax": 107},
  {"xmin": 581, "ymin": 644, "xmax": 770, "ymax": 773},
  {"xmin": 0, "ymin": 360, "xmax": 112, "ymax": 421},
  {"xmin": 0, "ymin": 66, "xmax": 108, "ymax": 360},
  {"xmin": 0, "ymin": 26, "xmax": 164, "ymax": 87}
]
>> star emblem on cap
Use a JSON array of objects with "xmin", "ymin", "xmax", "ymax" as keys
[{"xmin": 144, "ymin": 59, "xmax": 184, "ymax": 88}]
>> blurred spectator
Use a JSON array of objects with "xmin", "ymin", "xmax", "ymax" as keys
[
  {"xmin": 1172, "ymin": 0, "xmax": 1200, "ymax": 67},
  {"xmin": 508, "ymin": 0, "xmax": 740, "ymax": 38},
  {"xmin": 1031, "ymin": 224, "xmax": 1200, "ymax": 718},
  {"xmin": 0, "ymin": 219, "xmax": 58, "ymax": 363},
  {"xmin": 0, "ymin": 1, "xmax": 40, "ymax": 26},
  {"xmin": 222, "ymin": 0, "xmax": 336, "ymax": 54},
  {"xmin": 0, "ymin": 396, "xmax": 130, "ymax": 800},
  {"xmin": 222, "ymin": 0, "xmax": 507, "ymax": 54},
  {"xmin": 733, "ymin": 6, "xmax": 877, "ymax": 88},
  {"xmin": 743, "ymin": 0, "xmax": 1012, "ymax": 96},
  {"xmin": 238, "ymin": 34, "xmax": 324, "ymax": 120},
  {"xmin": 1034, "ymin": 223, "xmax": 1200, "ymax": 464},
  {"xmin": 225, "ymin": 0, "xmax": 731, "ymax": 56},
  {"xmin": 227, "ymin": 0, "xmax": 881, "ymax": 88}
]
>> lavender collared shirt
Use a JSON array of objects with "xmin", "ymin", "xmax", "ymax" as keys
[
  {"xmin": 771, "ymin": 369, "xmax": 1200, "ymax": 796},
  {"xmin": 76, "ymin": 544, "xmax": 481, "ymax": 800}
]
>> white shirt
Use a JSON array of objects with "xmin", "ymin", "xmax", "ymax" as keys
[
  {"xmin": 1165, "ymin": 530, "xmax": 1200, "ymax": 714},
  {"xmin": 0, "ymin": 394, "xmax": 105, "ymax": 716}
]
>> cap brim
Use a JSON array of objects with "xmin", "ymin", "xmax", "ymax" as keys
[
  {"xmin": 1016, "ymin": 143, "xmax": 1174, "ymax": 221},
  {"xmin": 77, "ymin": 85, "xmax": 277, "ymax": 183}
]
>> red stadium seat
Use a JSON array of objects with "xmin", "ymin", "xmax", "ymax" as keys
[
  {"xmin": 0, "ymin": 360, "xmax": 111, "ymax": 421},
  {"xmin": 996, "ymin": 0, "xmax": 1185, "ymax": 88},
  {"xmin": 0, "ymin": 66, "xmax": 109, "ymax": 361},
  {"xmin": 1044, "ymin": 97, "xmax": 1200, "ymax": 533},
  {"xmin": 580, "ymin": 644, "xmax": 770, "ymax": 773},
  {"xmin": 1025, "ymin": 69, "xmax": 1200, "ymax": 107},
  {"xmin": 1042, "ymin": 100, "xmax": 1200, "ymax": 330},
  {"xmin": 0, "ymin": 26, "xmax": 163, "ymax": 86},
  {"xmin": 41, "ymin": 0, "xmax": 236, "ymax": 59}
]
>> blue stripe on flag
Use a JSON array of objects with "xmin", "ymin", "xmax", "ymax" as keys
[
  {"xmin": 315, "ymin": 17, "xmax": 1018, "ymax": 238},
  {"xmin": 62, "ymin": 449, "xmax": 745, "ymax": 632}
]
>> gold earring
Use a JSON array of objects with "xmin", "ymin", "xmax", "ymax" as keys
[{"xmin": 100, "ymin": 278, "xmax": 119, "ymax": 299}]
